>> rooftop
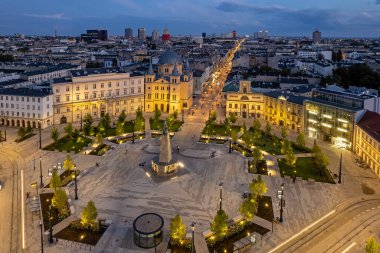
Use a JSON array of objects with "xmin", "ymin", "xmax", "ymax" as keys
[
  {"xmin": 265, "ymin": 90, "xmax": 306, "ymax": 105},
  {"xmin": 357, "ymin": 110, "xmax": 380, "ymax": 143},
  {"xmin": 0, "ymin": 87, "xmax": 52, "ymax": 97}
]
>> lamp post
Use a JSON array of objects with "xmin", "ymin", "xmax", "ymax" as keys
[
  {"xmin": 191, "ymin": 222, "xmax": 196, "ymax": 253},
  {"xmin": 132, "ymin": 120, "xmax": 135, "ymax": 144},
  {"xmin": 74, "ymin": 166, "xmax": 78, "ymax": 200},
  {"xmin": 38, "ymin": 120, "xmax": 42, "ymax": 149},
  {"xmin": 80, "ymin": 109, "xmax": 83, "ymax": 131},
  {"xmin": 338, "ymin": 150, "xmax": 343, "ymax": 184},
  {"xmin": 229, "ymin": 128, "xmax": 232, "ymax": 153},
  {"xmin": 48, "ymin": 205, "xmax": 53, "ymax": 243},
  {"xmin": 3, "ymin": 117, "xmax": 6, "ymax": 141},
  {"xmin": 39, "ymin": 156, "xmax": 44, "ymax": 188},
  {"xmin": 182, "ymin": 109, "xmax": 184, "ymax": 123},
  {"xmin": 278, "ymin": 183, "xmax": 284, "ymax": 222},
  {"xmin": 219, "ymin": 182, "xmax": 223, "ymax": 210},
  {"xmin": 40, "ymin": 220, "xmax": 44, "ymax": 253}
]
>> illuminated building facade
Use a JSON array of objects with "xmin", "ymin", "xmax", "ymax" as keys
[
  {"xmin": 354, "ymin": 110, "xmax": 380, "ymax": 178},
  {"xmin": 52, "ymin": 69, "xmax": 144, "ymax": 125},
  {"xmin": 263, "ymin": 91, "xmax": 305, "ymax": 133},
  {"xmin": 304, "ymin": 88, "xmax": 379, "ymax": 149},
  {"xmin": 226, "ymin": 80, "xmax": 264, "ymax": 119},
  {"xmin": 144, "ymin": 50, "xmax": 193, "ymax": 113}
]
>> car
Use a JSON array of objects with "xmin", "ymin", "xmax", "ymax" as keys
[
  {"xmin": 57, "ymin": 163, "xmax": 62, "ymax": 170},
  {"xmin": 0, "ymin": 181, "xmax": 3, "ymax": 190}
]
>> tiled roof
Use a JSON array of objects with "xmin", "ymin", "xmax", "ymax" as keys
[
  {"xmin": 357, "ymin": 110, "xmax": 380, "ymax": 143},
  {"xmin": 0, "ymin": 87, "xmax": 52, "ymax": 97}
]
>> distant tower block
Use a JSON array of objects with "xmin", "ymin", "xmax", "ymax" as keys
[
  {"xmin": 162, "ymin": 26, "xmax": 171, "ymax": 42},
  {"xmin": 151, "ymin": 121, "xmax": 179, "ymax": 176}
]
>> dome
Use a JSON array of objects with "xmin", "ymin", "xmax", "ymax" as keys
[{"xmin": 157, "ymin": 50, "xmax": 182, "ymax": 65}]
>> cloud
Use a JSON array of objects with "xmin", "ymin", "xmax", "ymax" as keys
[
  {"xmin": 216, "ymin": 1, "xmax": 287, "ymax": 13},
  {"xmin": 376, "ymin": 0, "xmax": 380, "ymax": 4},
  {"xmin": 23, "ymin": 13, "xmax": 68, "ymax": 20}
]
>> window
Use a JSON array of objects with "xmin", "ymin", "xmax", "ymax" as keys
[
  {"xmin": 108, "ymin": 82, "xmax": 112, "ymax": 88},
  {"xmin": 85, "ymin": 84, "xmax": 88, "ymax": 90},
  {"xmin": 66, "ymin": 86, "xmax": 70, "ymax": 92},
  {"xmin": 124, "ymin": 89, "xmax": 128, "ymax": 95},
  {"xmin": 148, "ymin": 94, "xmax": 151, "ymax": 99},
  {"xmin": 55, "ymin": 88, "xmax": 60, "ymax": 93},
  {"xmin": 76, "ymin": 94, "xmax": 80, "ymax": 100},
  {"xmin": 66, "ymin": 95, "xmax": 70, "ymax": 102},
  {"xmin": 101, "ymin": 83, "xmax": 104, "ymax": 88},
  {"xmin": 76, "ymin": 86, "xmax": 79, "ymax": 91},
  {"xmin": 138, "ymin": 87, "xmax": 142, "ymax": 93},
  {"xmin": 229, "ymin": 104, "xmax": 232, "ymax": 108},
  {"xmin": 101, "ymin": 91, "xmax": 104, "ymax": 97},
  {"xmin": 131, "ymin": 80, "xmax": 134, "ymax": 85},
  {"xmin": 116, "ymin": 89, "xmax": 120, "ymax": 96},
  {"xmin": 85, "ymin": 105, "xmax": 89, "ymax": 110},
  {"xmin": 85, "ymin": 93, "xmax": 89, "ymax": 99},
  {"xmin": 93, "ymin": 83, "xmax": 97, "ymax": 89},
  {"xmin": 56, "ymin": 96, "xmax": 60, "ymax": 103},
  {"xmin": 131, "ymin": 88, "xmax": 135, "ymax": 94},
  {"xmin": 93, "ymin": 92, "xmax": 97, "ymax": 98}
]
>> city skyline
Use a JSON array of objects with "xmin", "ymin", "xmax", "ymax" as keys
[{"xmin": 0, "ymin": 0, "xmax": 380, "ymax": 37}]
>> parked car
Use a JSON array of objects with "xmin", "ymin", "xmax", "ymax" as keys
[{"xmin": 57, "ymin": 163, "xmax": 62, "ymax": 170}]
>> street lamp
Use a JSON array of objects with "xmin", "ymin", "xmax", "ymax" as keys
[
  {"xmin": 48, "ymin": 205, "xmax": 53, "ymax": 243},
  {"xmin": 338, "ymin": 149, "xmax": 343, "ymax": 184},
  {"xmin": 278, "ymin": 183, "xmax": 285, "ymax": 222},
  {"xmin": 39, "ymin": 156, "xmax": 44, "ymax": 188},
  {"xmin": 3, "ymin": 117, "xmax": 6, "ymax": 141},
  {"xmin": 191, "ymin": 222, "xmax": 196, "ymax": 253},
  {"xmin": 74, "ymin": 166, "xmax": 78, "ymax": 200},
  {"xmin": 38, "ymin": 120, "xmax": 42, "ymax": 149},
  {"xmin": 229, "ymin": 128, "xmax": 232, "ymax": 153},
  {"xmin": 132, "ymin": 120, "xmax": 135, "ymax": 144},
  {"xmin": 219, "ymin": 182, "xmax": 223, "ymax": 210},
  {"xmin": 40, "ymin": 220, "xmax": 44, "ymax": 253}
]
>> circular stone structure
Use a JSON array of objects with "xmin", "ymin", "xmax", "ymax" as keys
[
  {"xmin": 133, "ymin": 213, "xmax": 164, "ymax": 249},
  {"xmin": 152, "ymin": 156, "xmax": 178, "ymax": 176}
]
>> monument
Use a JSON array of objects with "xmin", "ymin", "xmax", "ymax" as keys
[{"xmin": 151, "ymin": 121, "xmax": 179, "ymax": 176}]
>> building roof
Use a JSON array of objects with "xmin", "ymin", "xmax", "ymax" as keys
[
  {"xmin": 0, "ymin": 78, "xmax": 28, "ymax": 88},
  {"xmin": 0, "ymin": 87, "xmax": 52, "ymax": 97},
  {"xmin": 157, "ymin": 50, "xmax": 182, "ymax": 65},
  {"xmin": 357, "ymin": 110, "xmax": 380, "ymax": 143},
  {"xmin": 265, "ymin": 91, "xmax": 306, "ymax": 105}
]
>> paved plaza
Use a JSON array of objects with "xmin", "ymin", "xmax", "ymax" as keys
[{"xmin": 2, "ymin": 105, "xmax": 380, "ymax": 253}]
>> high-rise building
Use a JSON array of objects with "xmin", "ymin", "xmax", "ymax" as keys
[
  {"xmin": 138, "ymin": 28, "xmax": 146, "ymax": 41},
  {"xmin": 162, "ymin": 27, "xmax": 170, "ymax": 41},
  {"xmin": 232, "ymin": 30, "xmax": 237, "ymax": 38},
  {"xmin": 202, "ymin": 32, "xmax": 206, "ymax": 38},
  {"xmin": 125, "ymin": 28, "xmax": 133, "ymax": 40},
  {"xmin": 152, "ymin": 29, "xmax": 160, "ymax": 41},
  {"xmin": 254, "ymin": 30, "xmax": 268, "ymax": 39},
  {"xmin": 81, "ymin": 29, "xmax": 108, "ymax": 42},
  {"xmin": 312, "ymin": 29, "xmax": 321, "ymax": 44}
]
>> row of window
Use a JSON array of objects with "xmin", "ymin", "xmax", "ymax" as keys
[
  {"xmin": 56, "ymin": 88, "xmax": 143, "ymax": 103},
  {"xmin": 0, "ymin": 110, "xmax": 48, "ymax": 118},
  {"xmin": 55, "ymin": 79, "xmax": 142, "ymax": 93},
  {"xmin": 228, "ymin": 103, "xmax": 261, "ymax": 110},
  {"xmin": 147, "ymin": 94, "xmax": 177, "ymax": 100},
  {"xmin": 0, "ymin": 96, "xmax": 48, "ymax": 102},
  {"xmin": 0, "ymin": 103, "xmax": 49, "ymax": 110}
]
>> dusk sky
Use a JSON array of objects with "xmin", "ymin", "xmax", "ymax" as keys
[{"xmin": 1, "ymin": 0, "xmax": 380, "ymax": 37}]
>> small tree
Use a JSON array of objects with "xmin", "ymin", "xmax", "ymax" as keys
[
  {"xmin": 26, "ymin": 124, "xmax": 33, "ymax": 134},
  {"xmin": 170, "ymin": 214, "xmax": 186, "ymax": 245},
  {"xmin": 281, "ymin": 139, "xmax": 292, "ymax": 155},
  {"xmin": 312, "ymin": 140, "xmax": 329, "ymax": 176},
  {"xmin": 117, "ymin": 110, "xmax": 126, "ymax": 124},
  {"xmin": 50, "ymin": 169, "xmax": 62, "ymax": 190},
  {"xmin": 135, "ymin": 107, "xmax": 145, "ymax": 131},
  {"xmin": 81, "ymin": 201, "xmax": 98, "ymax": 231},
  {"xmin": 242, "ymin": 131, "xmax": 253, "ymax": 148},
  {"xmin": 17, "ymin": 127, "xmax": 26, "ymax": 139},
  {"xmin": 98, "ymin": 113, "xmax": 111, "ymax": 134},
  {"xmin": 253, "ymin": 118, "xmax": 261, "ymax": 132},
  {"xmin": 239, "ymin": 197, "xmax": 257, "ymax": 221},
  {"xmin": 135, "ymin": 106, "xmax": 143, "ymax": 119},
  {"xmin": 209, "ymin": 111, "xmax": 217, "ymax": 125},
  {"xmin": 63, "ymin": 154, "xmax": 75, "ymax": 171},
  {"xmin": 366, "ymin": 237, "xmax": 380, "ymax": 253},
  {"xmin": 173, "ymin": 110, "xmax": 178, "ymax": 120},
  {"xmin": 95, "ymin": 133, "xmax": 103, "ymax": 146},
  {"xmin": 64, "ymin": 123, "xmax": 74, "ymax": 139},
  {"xmin": 241, "ymin": 121, "xmax": 247, "ymax": 134},
  {"xmin": 153, "ymin": 108, "xmax": 161, "ymax": 123},
  {"xmin": 116, "ymin": 122, "xmax": 124, "ymax": 136},
  {"xmin": 296, "ymin": 132, "xmax": 306, "ymax": 147},
  {"xmin": 265, "ymin": 122, "xmax": 271, "ymax": 137},
  {"xmin": 281, "ymin": 126, "xmax": 287, "ymax": 140},
  {"xmin": 231, "ymin": 129, "xmax": 238, "ymax": 143},
  {"xmin": 252, "ymin": 148, "xmax": 263, "ymax": 169},
  {"xmin": 52, "ymin": 188, "xmax": 69, "ymax": 219},
  {"xmin": 228, "ymin": 113, "xmax": 237, "ymax": 126},
  {"xmin": 210, "ymin": 209, "xmax": 229, "ymax": 239},
  {"xmin": 249, "ymin": 175, "xmax": 268, "ymax": 201},
  {"xmin": 83, "ymin": 114, "xmax": 94, "ymax": 135},
  {"xmin": 51, "ymin": 126, "xmax": 59, "ymax": 143},
  {"xmin": 285, "ymin": 147, "xmax": 297, "ymax": 168}
]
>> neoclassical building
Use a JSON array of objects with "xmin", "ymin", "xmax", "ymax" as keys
[
  {"xmin": 144, "ymin": 50, "xmax": 193, "ymax": 113},
  {"xmin": 52, "ymin": 68, "xmax": 144, "ymax": 125}
]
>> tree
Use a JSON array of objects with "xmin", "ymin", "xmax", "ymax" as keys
[
  {"xmin": 116, "ymin": 122, "xmax": 124, "ymax": 136},
  {"xmin": 83, "ymin": 114, "xmax": 94, "ymax": 136},
  {"xmin": 241, "ymin": 121, "xmax": 247, "ymax": 134},
  {"xmin": 285, "ymin": 146, "xmax": 297, "ymax": 168},
  {"xmin": 242, "ymin": 131, "xmax": 253, "ymax": 148},
  {"xmin": 296, "ymin": 132, "xmax": 305, "ymax": 147},
  {"xmin": 281, "ymin": 127, "xmax": 287, "ymax": 140},
  {"xmin": 52, "ymin": 188, "xmax": 69, "ymax": 219},
  {"xmin": 251, "ymin": 148, "xmax": 263, "ymax": 171},
  {"xmin": 312, "ymin": 141, "xmax": 329, "ymax": 176},
  {"xmin": 63, "ymin": 154, "xmax": 75, "ymax": 171},
  {"xmin": 170, "ymin": 214, "xmax": 186, "ymax": 245},
  {"xmin": 265, "ymin": 122, "xmax": 271, "ymax": 137},
  {"xmin": 281, "ymin": 139, "xmax": 292, "ymax": 155},
  {"xmin": 153, "ymin": 108, "xmax": 161, "ymax": 124},
  {"xmin": 253, "ymin": 118, "xmax": 261, "ymax": 132},
  {"xmin": 50, "ymin": 169, "xmax": 62, "ymax": 190},
  {"xmin": 98, "ymin": 113, "xmax": 111, "ymax": 134},
  {"xmin": 366, "ymin": 237, "xmax": 380, "ymax": 253},
  {"xmin": 95, "ymin": 133, "xmax": 103, "ymax": 146},
  {"xmin": 173, "ymin": 110, "xmax": 178, "ymax": 120},
  {"xmin": 249, "ymin": 175, "xmax": 268, "ymax": 201},
  {"xmin": 26, "ymin": 125, "xmax": 33, "ymax": 134},
  {"xmin": 135, "ymin": 106, "xmax": 143, "ymax": 119},
  {"xmin": 209, "ymin": 111, "xmax": 217, "ymax": 125},
  {"xmin": 51, "ymin": 126, "xmax": 59, "ymax": 143},
  {"xmin": 253, "ymin": 129, "xmax": 261, "ymax": 143},
  {"xmin": 231, "ymin": 129, "xmax": 238, "ymax": 143},
  {"xmin": 239, "ymin": 197, "xmax": 257, "ymax": 221},
  {"xmin": 117, "ymin": 110, "xmax": 126, "ymax": 124},
  {"xmin": 64, "ymin": 123, "xmax": 74, "ymax": 139},
  {"xmin": 210, "ymin": 209, "xmax": 229, "ymax": 238},
  {"xmin": 81, "ymin": 201, "xmax": 98, "ymax": 231},
  {"xmin": 17, "ymin": 127, "xmax": 26, "ymax": 139},
  {"xmin": 228, "ymin": 112, "xmax": 237, "ymax": 125}
]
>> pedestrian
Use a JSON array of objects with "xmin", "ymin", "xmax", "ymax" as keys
[{"xmin": 177, "ymin": 145, "xmax": 180, "ymax": 152}]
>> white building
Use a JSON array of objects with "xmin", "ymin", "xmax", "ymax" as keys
[
  {"xmin": 297, "ymin": 50, "xmax": 317, "ymax": 59},
  {"xmin": 0, "ymin": 87, "xmax": 54, "ymax": 129},
  {"xmin": 51, "ymin": 68, "xmax": 144, "ymax": 125},
  {"xmin": 24, "ymin": 64, "xmax": 80, "ymax": 84}
]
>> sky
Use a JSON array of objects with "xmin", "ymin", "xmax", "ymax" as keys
[{"xmin": 0, "ymin": 0, "xmax": 380, "ymax": 37}]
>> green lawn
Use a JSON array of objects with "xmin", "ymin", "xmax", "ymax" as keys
[
  {"xmin": 44, "ymin": 134, "xmax": 91, "ymax": 153},
  {"xmin": 150, "ymin": 119, "xmax": 183, "ymax": 132},
  {"xmin": 202, "ymin": 124, "xmax": 240, "ymax": 136},
  {"xmin": 278, "ymin": 157, "xmax": 335, "ymax": 183}
]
